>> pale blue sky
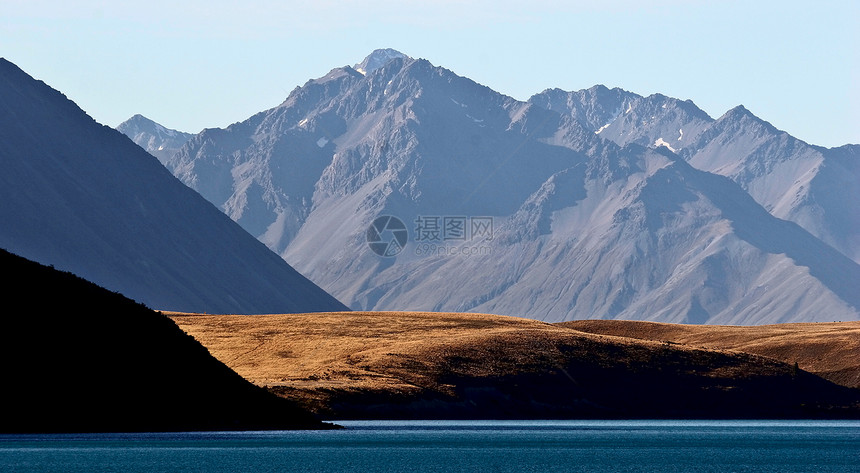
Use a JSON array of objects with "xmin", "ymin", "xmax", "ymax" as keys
[{"xmin": 2, "ymin": 0, "xmax": 857, "ymax": 147}]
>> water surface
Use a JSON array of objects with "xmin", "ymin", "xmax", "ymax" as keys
[{"xmin": 1, "ymin": 420, "xmax": 858, "ymax": 472}]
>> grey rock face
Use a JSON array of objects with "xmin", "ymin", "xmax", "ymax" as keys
[
  {"xmin": 154, "ymin": 51, "xmax": 860, "ymax": 324},
  {"xmin": 530, "ymin": 89, "xmax": 859, "ymax": 263}
]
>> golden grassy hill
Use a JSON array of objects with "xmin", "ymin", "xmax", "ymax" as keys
[
  {"xmin": 169, "ymin": 311, "xmax": 860, "ymax": 419},
  {"xmin": 561, "ymin": 320, "xmax": 860, "ymax": 389}
]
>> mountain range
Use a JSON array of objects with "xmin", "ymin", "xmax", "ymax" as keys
[
  {"xmin": 530, "ymin": 86, "xmax": 860, "ymax": 263},
  {"xmin": 126, "ymin": 49, "xmax": 859, "ymax": 324},
  {"xmin": 0, "ymin": 57, "xmax": 347, "ymax": 315}
]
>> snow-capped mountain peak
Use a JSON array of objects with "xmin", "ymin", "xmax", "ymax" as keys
[{"xmin": 354, "ymin": 48, "xmax": 410, "ymax": 75}]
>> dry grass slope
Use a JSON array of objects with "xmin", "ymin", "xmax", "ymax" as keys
[
  {"xmin": 169, "ymin": 311, "xmax": 860, "ymax": 419},
  {"xmin": 561, "ymin": 320, "xmax": 860, "ymax": 389}
]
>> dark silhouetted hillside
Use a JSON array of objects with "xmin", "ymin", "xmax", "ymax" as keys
[{"xmin": 0, "ymin": 248, "xmax": 336, "ymax": 432}]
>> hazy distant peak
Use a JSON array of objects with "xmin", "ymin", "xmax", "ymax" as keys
[
  {"xmin": 117, "ymin": 114, "xmax": 188, "ymax": 137},
  {"xmin": 118, "ymin": 113, "xmax": 153, "ymax": 130},
  {"xmin": 312, "ymin": 66, "xmax": 365, "ymax": 84},
  {"xmin": 116, "ymin": 114, "xmax": 193, "ymax": 163},
  {"xmin": 354, "ymin": 48, "xmax": 409, "ymax": 75},
  {"xmin": 722, "ymin": 104, "xmax": 755, "ymax": 119},
  {"xmin": 715, "ymin": 105, "xmax": 775, "ymax": 131}
]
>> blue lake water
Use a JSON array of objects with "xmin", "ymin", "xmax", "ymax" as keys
[{"xmin": 1, "ymin": 420, "xmax": 858, "ymax": 472}]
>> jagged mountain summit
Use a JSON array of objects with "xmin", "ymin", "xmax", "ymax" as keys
[
  {"xmin": 0, "ymin": 58, "xmax": 347, "ymax": 315},
  {"xmin": 117, "ymin": 114, "xmax": 193, "ymax": 163},
  {"xmin": 529, "ymin": 85, "xmax": 714, "ymax": 152},
  {"xmin": 530, "ymin": 87, "xmax": 860, "ymax": 263},
  {"xmin": 156, "ymin": 50, "xmax": 860, "ymax": 324}
]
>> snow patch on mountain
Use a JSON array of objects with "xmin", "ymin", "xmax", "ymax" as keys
[{"xmin": 654, "ymin": 137, "xmax": 677, "ymax": 152}]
